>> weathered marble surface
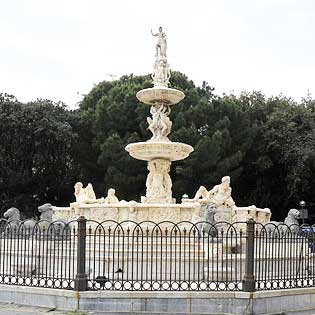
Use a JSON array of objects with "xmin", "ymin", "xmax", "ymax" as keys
[
  {"xmin": 136, "ymin": 87, "xmax": 185, "ymax": 106},
  {"xmin": 52, "ymin": 202, "xmax": 201, "ymax": 224},
  {"xmin": 125, "ymin": 141, "xmax": 193, "ymax": 162},
  {"xmin": 185, "ymin": 176, "xmax": 271, "ymax": 225}
]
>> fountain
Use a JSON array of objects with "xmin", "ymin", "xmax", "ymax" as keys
[
  {"xmin": 126, "ymin": 26, "xmax": 193, "ymax": 204},
  {"xmin": 52, "ymin": 28, "xmax": 271, "ymax": 226}
]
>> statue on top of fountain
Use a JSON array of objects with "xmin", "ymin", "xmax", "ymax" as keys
[
  {"xmin": 151, "ymin": 27, "xmax": 170, "ymax": 88},
  {"xmin": 151, "ymin": 27, "xmax": 167, "ymax": 58}
]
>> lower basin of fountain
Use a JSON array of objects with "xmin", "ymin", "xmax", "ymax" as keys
[
  {"xmin": 125, "ymin": 141, "xmax": 193, "ymax": 162},
  {"xmin": 52, "ymin": 201, "xmax": 202, "ymax": 225}
]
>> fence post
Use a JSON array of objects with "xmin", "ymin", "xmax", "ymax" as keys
[
  {"xmin": 243, "ymin": 218, "xmax": 256, "ymax": 292},
  {"xmin": 75, "ymin": 216, "xmax": 88, "ymax": 291}
]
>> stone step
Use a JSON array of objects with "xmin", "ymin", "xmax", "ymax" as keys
[{"xmin": 86, "ymin": 311, "xmax": 230, "ymax": 315}]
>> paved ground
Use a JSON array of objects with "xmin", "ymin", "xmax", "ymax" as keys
[{"xmin": 0, "ymin": 302, "xmax": 91, "ymax": 315}]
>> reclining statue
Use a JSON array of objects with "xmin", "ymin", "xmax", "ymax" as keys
[
  {"xmin": 192, "ymin": 176, "xmax": 235, "ymax": 208},
  {"xmin": 186, "ymin": 176, "xmax": 271, "ymax": 225},
  {"xmin": 74, "ymin": 182, "xmax": 97, "ymax": 203}
]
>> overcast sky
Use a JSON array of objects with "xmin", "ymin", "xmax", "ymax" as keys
[{"xmin": 1, "ymin": 0, "xmax": 314, "ymax": 108}]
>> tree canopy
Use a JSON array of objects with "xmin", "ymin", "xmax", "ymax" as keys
[
  {"xmin": 1, "ymin": 73, "xmax": 315, "ymax": 220},
  {"xmin": 0, "ymin": 93, "xmax": 79, "ymax": 218}
]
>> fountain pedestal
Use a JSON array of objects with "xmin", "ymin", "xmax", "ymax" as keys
[
  {"xmin": 123, "ymin": 34, "xmax": 194, "ymax": 205},
  {"xmin": 126, "ymin": 141, "xmax": 193, "ymax": 204},
  {"xmin": 125, "ymin": 86, "xmax": 193, "ymax": 204}
]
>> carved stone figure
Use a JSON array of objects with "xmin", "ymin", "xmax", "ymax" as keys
[
  {"xmin": 147, "ymin": 105, "xmax": 172, "ymax": 141},
  {"xmin": 38, "ymin": 203, "xmax": 54, "ymax": 221},
  {"xmin": 151, "ymin": 27, "xmax": 167, "ymax": 57},
  {"xmin": 193, "ymin": 176, "xmax": 235, "ymax": 208},
  {"xmin": 145, "ymin": 159, "xmax": 172, "ymax": 203},
  {"xmin": 3, "ymin": 207, "xmax": 20, "ymax": 221},
  {"xmin": 104, "ymin": 188, "xmax": 120, "ymax": 204},
  {"xmin": 266, "ymin": 209, "xmax": 301, "ymax": 236},
  {"xmin": 150, "ymin": 27, "xmax": 170, "ymax": 87},
  {"xmin": 74, "ymin": 182, "xmax": 97, "ymax": 204},
  {"xmin": 86, "ymin": 183, "xmax": 96, "ymax": 200},
  {"xmin": 152, "ymin": 59, "xmax": 171, "ymax": 87},
  {"xmin": 3, "ymin": 207, "xmax": 36, "ymax": 232},
  {"xmin": 37, "ymin": 203, "xmax": 70, "ymax": 236},
  {"xmin": 3, "ymin": 205, "xmax": 70, "ymax": 239},
  {"xmin": 2, "ymin": 207, "xmax": 21, "ymax": 234},
  {"xmin": 202, "ymin": 203, "xmax": 218, "ymax": 237},
  {"xmin": 284, "ymin": 208, "xmax": 300, "ymax": 226},
  {"xmin": 74, "ymin": 182, "xmax": 85, "ymax": 202}
]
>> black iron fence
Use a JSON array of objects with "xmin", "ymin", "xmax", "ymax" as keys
[{"xmin": 0, "ymin": 217, "xmax": 314, "ymax": 292}]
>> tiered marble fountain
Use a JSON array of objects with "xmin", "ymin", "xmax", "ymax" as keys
[
  {"xmin": 52, "ymin": 28, "xmax": 271, "ymax": 225},
  {"xmin": 53, "ymin": 28, "xmax": 202, "ymax": 223},
  {"xmin": 126, "ymin": 30, "xmax": 193, "ymax": 205}
]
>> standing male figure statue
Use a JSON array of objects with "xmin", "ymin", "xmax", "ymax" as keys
[{"xmin": 151, "ymin": 27, "xmax": 167, "ymax": 57}]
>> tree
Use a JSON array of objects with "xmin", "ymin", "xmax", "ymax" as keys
[
  {"xmin": 78, "ymin": 73, "xmax": 255, "ymax": 202},
  {"xmin": 2, "ymin": 72, "xmax": 315, "ymax": 221},
  {"xmin": 0, "ymin": 94, "xmax": 79, "ymax": 217}
]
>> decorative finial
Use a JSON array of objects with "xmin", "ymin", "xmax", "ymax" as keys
[{"xmin": 151, "ymin": 27, "xmax": 170, "ymax": 88}]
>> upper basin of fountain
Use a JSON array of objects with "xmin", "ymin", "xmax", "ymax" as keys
[
  {"xmin": 125, "ymin": 141, "xmax": 193, "ymax": 162},
  {"xmin": 136, "ymin": 87, "xmax": 185, "ymax": 106}
]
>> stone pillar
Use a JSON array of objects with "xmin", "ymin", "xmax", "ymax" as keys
[{"xmin": 143, "ymin": 158, "xmax": 174, "ymax": 204}]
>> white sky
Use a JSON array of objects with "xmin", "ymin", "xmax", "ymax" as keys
[{"xmin": 1, "ymin": 0, "xmax": 314, "ymax": 108}]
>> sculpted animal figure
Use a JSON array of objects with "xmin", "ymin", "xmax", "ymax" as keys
[
  {"xmin": 3, "ymin": 205, "xmax": 70, "ymax": 238},
  {"xmin": 37, "ymin": 203, "xmax": 70, "ymax": 238},
  {"xmin": 265, "ymin": 208, "xmax": 300, "ymax": 236},
  {"xmin": 2, "ymin": 207, "xmax": 21, "ymax": 231},
  {"xmin": 38, "ymin": 203, "xmax": 53, "ymax": 221},
  {"xmin": 202, "ymin": 203, "xmax": 218, "ymax": 237},
  {"xmin": 3, "ymin": 207, "xmax": 36, "ymax": 235},
  {"xmin": 3, "ymin": 207, "xmax": 20, "ymax": 221}
]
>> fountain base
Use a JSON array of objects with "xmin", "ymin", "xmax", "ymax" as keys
[{"xmin": 52, "ymin": 201, "xmax": 202, "ymax": 224}]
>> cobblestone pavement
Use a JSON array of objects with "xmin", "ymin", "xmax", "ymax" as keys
[{"xmin": 0, "ymin": 303, "xmax": 92, "ymax": 315}]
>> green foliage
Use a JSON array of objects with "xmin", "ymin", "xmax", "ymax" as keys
[
  {"xmin": 0, "ymin": 94, "xmax": 79, "ymax": 217},
  {"xmin": 77, "ymin": 73, "xmax": 257, "ymax": 206},
  {"xmin": 1, "ymin": 73, "xmax": 315, "ymax": 220},
  {"xmin": 77, "ymin": 74, "xmax": 315, "ymax": 220}
]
